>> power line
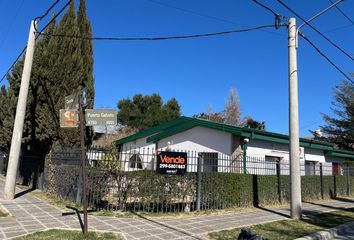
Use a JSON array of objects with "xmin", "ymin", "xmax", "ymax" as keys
[
  {"xmin": 0, "ymin": 0, "xmax": 25, "ymax": 50},
  {"xmin": 252, "ymin": 0, "xmax": 279, "ymax": 17},
  {"xmin": 251, "ymin": 0, "xmax": 287, "ymax": 29},
  {"xmin": 145, "ymin": 0, "xmax": 285, "ymax": 37},
  {"xmin": 299, "ymin": 32, "xmax": 353, "ymax": 84},
  {"xmin": 34, "ymin": 0, "xmax": 60, "ymax": 23},
  {"xmin": 35, "ymin": 0, "xmax": 73, "ymax": 39},
  {"xmin": 299, "ymin": 120, "xmax": 322, "ymax": 130},
  {"xmin": 328, "ymin": 0, "xmax": 354, "ymax": 24},
  {"xmin": 324, "ymin": 24, "xmax": 353, "ymax": 33},
  {"xmin": 277, "ymin": 0, "xmax": 353, "ymax": 62},
  {"xmin": 36, "ymin": 24, "xmax": 280, "ymax": 41},
  {"xmin": 146, "ymin": 0, "xmax": 244, "ymax": 27},
  {"xmin": 0, "ymin": 47, "xmax": 27, "ymax": 85},
  {"xmin": 0, "ymin": 0, "xmax": 72, "ymax": 84}
]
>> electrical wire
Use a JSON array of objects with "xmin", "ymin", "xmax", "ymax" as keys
[
  {"xmin": 299, "ymin": 120, "xmax": 322, "ymax": 130},
  {"xmin": 251, "ymin": 0, "xmax": 285, "ymax": 29},
  {"xmin": 35, "ymin": 24, "xmax": 279, "ymax": 41},
  {"xmin": 328, "ymin": 0, "xmax": 354, "ymax": 24},
  {"xmin": 146, "ymin": 0, "xmax": 284, "ymax": 37},
  {"xmin": 277, "ymin": 0, "xmax": 353, "ymax": 62},
  {"xmin": 299, "ymin": 32, "xmax": 353, "ymax": 84},
  {"xmin": 0, "ymin": 0, "xmax": 25, "ymax": 50},
  {"xmin": 252, "ymin": 0, "xmax": 279, "ymax": 17},
  {"xmin": 35, "ymin": 0, "xmax": 72, "ymax": 40},
  {"xmin": 324, "ymin": 24, "xmax": 353, "ymax": 33},
  {"xmin": 146, "ymin": 0, "xmax": 245, "ymax": 27},
  {"xmin": 34, "ymin": 0, "xmax": 60, "ymax": 23},
  {"xmin": 0, "ymin": 0, "xmax": 72, "ymax": 84},
  {"xmin": 0, "ymin": 47, "xmax": 27, "ymax": 84}
]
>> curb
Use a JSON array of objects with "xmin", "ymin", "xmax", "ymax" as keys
[{"xmin": 295, "ymin": 221, "xmax": 354, "ymax": 240}]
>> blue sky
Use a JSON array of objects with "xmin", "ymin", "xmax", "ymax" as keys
[{"xmin": 0, "ymin": 0, "xmax": 353, "ymax": 137}]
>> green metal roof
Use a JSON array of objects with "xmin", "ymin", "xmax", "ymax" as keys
[
  {"xmin": 326, "ymin": 149, "xmax": 354, "ymax": 159},
  {"xmin": 114, "ymin": 117, "xmax": 190, "ymax": 145},
  {"xmin": 114, "ymin": 116, "xmax": 354, "ymax": 159}
]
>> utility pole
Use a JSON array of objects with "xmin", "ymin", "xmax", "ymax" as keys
[
  {"xmin": 4, "ymin": 21, "xmax": 37, "ymax": 200},
  {"xmin": 78, "ymin": 90, "xmax": 88, "ymax": 235},
  {"xmin": 288, "ymin": 18, "xmax": 302, "ymax": 219},
  {"xmin": 286, "ymin": 0, "xmax": 343, "ymax": 219}
]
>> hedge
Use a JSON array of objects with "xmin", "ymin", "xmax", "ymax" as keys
[
  {"xmin": 45, "ymin": 165, "xmax": 354, "ymax": 212},
  {"xmin": 201, "ymin": 172, "xmax": 253, "ymax": 209}
]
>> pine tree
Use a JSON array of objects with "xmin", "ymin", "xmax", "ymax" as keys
[
  {"xmin": 0, "ymin": 85, "xmax": 16, "ymax": 152},
  {"xmin": 78, "ymin": 0, "xmax": 94, "ymax": 109},
  {"xmin": 45, "ymin": 1, "xmax": 84, "ymax": 146},
  {"xmin": 321, "ymin": 81, "xmax": 354, "ymax": 150},
  {"xmin": 0, "ymin": 17, "xmax": 57, "ymax": 157},
  {"xmin": 0, "ymin": 54, "xmax": 25, "ymax": 154},
  {"xmin": 78, "ymin": 0, "xmax": 95, "ymax": 144}
]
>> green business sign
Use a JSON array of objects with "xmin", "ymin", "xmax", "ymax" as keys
[{"xmin": 85, "ymin": 109, "xmax": 117, "ymax": 126}]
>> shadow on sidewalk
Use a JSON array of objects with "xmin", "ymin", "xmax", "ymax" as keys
[
  {"xmin": 131, "ymin": 212, "xmax": 204, "ymax": 240},
  {"xmin": 14, "ymin": 187, "xmax": 35, "ymax": 199},
  {"xmin": 303, "ymin": 198, "xmax": 354, "ymax": 212},
  {"xmin": 62, "ymin": 206, "xmax": 85, "ymax": 233},
  {"xmin": 255, "ymin": 206, "xmax": 290, "ymax": 218},
  {"xmin": 332, "ymin": 197, "xmax": 354, "ymax": 203}
]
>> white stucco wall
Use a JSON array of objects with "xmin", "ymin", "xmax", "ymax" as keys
[
  {"xmin": 120, "ymin": 126, "xmax": 234, "ymax": 172},
  {"xmin": 304, "ymin": 148, "xmax": 325, "ymax": 162},
  {"xmin": 158, "ymin": 126, "xmax": 233, "ymax": 154},
  {"xmin": 121, "ymin": 137, "xmax": 155, "ymax": 171},
  {"xmin": 247, "ymin": 140, "xmax": 291, "ymax": 161},
  {"xmin": 118, "ymin": 127, "xmax": 345, "ymax": 175},
  {"xmin": 158, "ymin": 126, "xmax": 233, "ymax": 172}
]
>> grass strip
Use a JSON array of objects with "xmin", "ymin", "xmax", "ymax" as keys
[
  {"xmin": 208, "ymin": 207, "xmax": 354, "ymax": 240},
  {"xmin": 0, "ymin": 209, "xmax": 8, "ymax": 217},
  {"xmin": 13, "ymin": 229, "xmax": 123, "ymax": 240}
]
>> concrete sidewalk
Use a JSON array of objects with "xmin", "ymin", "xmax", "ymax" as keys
[{"xmin": 0, "ymin": 180, "xmax": 353, "ymax": 240}]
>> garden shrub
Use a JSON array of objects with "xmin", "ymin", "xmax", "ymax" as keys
[
  {"xmin": 301, "ymin": 176, "xmax": 322, "ymax": 201},
  {"xmin": 45, "ymin": 159, "xmax": 353, "ymax": 213},
  {"xmin": 201, "ymin": 173, "xmax": 253, "ymax": 209},
  {"xmin": 257, "ymin": 175, "xmax": 278, "ymax": 205}
]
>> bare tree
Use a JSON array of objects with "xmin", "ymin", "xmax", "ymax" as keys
[{"xmin": 222, "ymin": 88, "xmax": 241, "ymax": 126}]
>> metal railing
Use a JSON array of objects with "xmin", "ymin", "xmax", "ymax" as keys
[{"xmin": 44, "ymin": 146, "xmax": 354, "ymax": 213}]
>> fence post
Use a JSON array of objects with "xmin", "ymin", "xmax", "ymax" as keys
[
  {"xmin": 76, "ymin": 167, "xmax": 83, "ymax": 204},
  {"xmin": 346, "ymin": 163, "xmax": 350, "ymax": 196},
  {"xmin": 276, "ymin": 161, "xmax": 282, "ymax": 204},
  {"xmin": 333, "ymin": 175, "xmax": 337, "ymax": 198},
  {"xmin": 243, "ymin": 144, "xmax": 247, "ymax": 175},
  {"xmin": 196, "ymin": 153, "xmax": 202, "ymax": 211},
  {"xmin": 320, "ymin": 163, "xmax": 324, "ymax": 199}
]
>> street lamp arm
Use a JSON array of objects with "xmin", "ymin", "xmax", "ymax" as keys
[{"xmin": 295, "ymin": 0, "xmax": 344, "ymax": 47}]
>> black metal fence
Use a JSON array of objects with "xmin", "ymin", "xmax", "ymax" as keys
[{"xmin": 44, "ymin": 146, "xmax": 354, "ymax": 213}]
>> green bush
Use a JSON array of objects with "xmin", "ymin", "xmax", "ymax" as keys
[
  {"xmin": 46, "ymin": 165, "xmax": 353, "ymax": 213},
  {"xmin": 322, "ymin": 176, "xmax": 332, "ymax": 199},
  {"xmin": 107, "ymin": 170, "xmax": 196, "ymax": 212},
  {"xmin": 301, "ymin": 176, "xmax": 322, "ymax": 201},
  {"xmin": 200, "ymin": 173, "xmax": 253, "ymax": 209},
  {"xmin": 257, "ymin": 175, "xmax": 279, "ymax": 205}
]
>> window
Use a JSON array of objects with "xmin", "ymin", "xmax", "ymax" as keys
[
  {"xmin": 305, "ymin": 161, "xmax": 317, "ymax": 176},
  {"xmin": 128, "ymin": 153, "xmax": 143, "ymax": 169},
  {"xmin": 265, "ymin": 156, "xmax": 280, "ymax": 175},
  {"xmin": 201, "ymin": 152, "xmax": 218, "ymax": 172}
]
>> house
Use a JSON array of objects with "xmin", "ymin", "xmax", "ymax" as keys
[{"xmin": 114, "ymin": 117, "xmax": 354, "ymax": 175}]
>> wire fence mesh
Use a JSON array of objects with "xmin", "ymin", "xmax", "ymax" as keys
[{"xmin": 44, "ymin": 146, "xmax": 354, "ymax": 213}]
